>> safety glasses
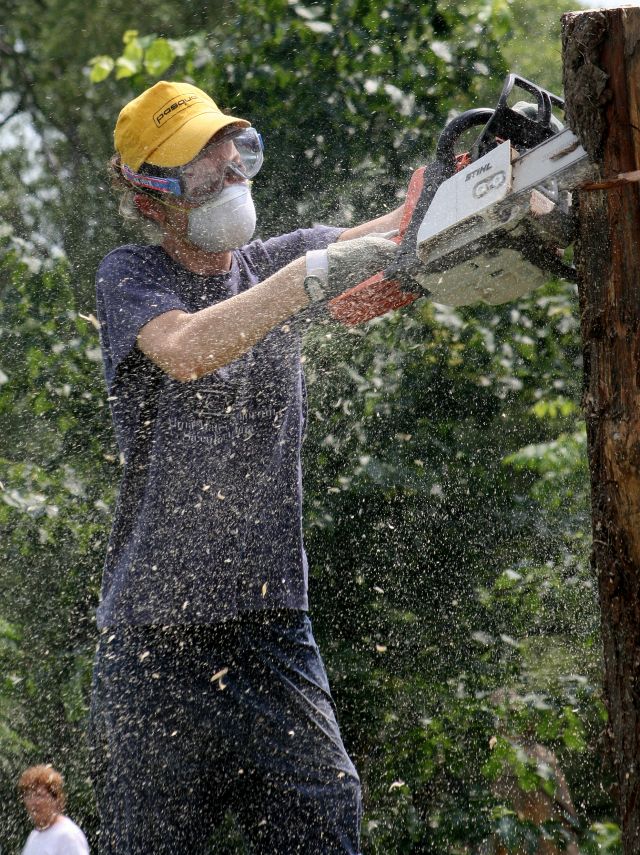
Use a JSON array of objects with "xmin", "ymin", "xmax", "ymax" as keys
[{"xmin": 121, "ymin": 128, "xmax": 264, "ymax": 204}]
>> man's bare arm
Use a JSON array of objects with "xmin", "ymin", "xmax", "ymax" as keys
[
  {"xmin": 137, "ymin": 256, "xmax": 308, "ymax": 382},
  {"xmin": 138, "ymin": 227, "xmax": 401, "ymax": 383},
  {"xmin": 337, "ymin": 204, "xmax": 404, "ymax": 241}
]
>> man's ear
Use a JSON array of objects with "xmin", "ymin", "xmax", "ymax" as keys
[{"xmin": 133, "ymin": 193, "xmax": 165, "ymax": 224}]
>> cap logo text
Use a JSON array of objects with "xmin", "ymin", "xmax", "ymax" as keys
[{"xmin": 154, "ymin": 94, "xmax": 200, "ymax": 127}]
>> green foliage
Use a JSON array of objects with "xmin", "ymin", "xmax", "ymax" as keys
[
  {"xmin": 583, "ymin": 822, "xmax": 623, "ymax": 854},
  {"xmin": 87, "ymin": 0, "xmax": 512, "ymax": 238},
  {"xmin": 0, "ymin": 0, "xmax": 232, "ymax": 292},
  {"xmin": 0, "ymin": 0, "xmax": 622, "ymax": 852},
  {"xmin": 299, "ymin": 278, "xmax": 614, "ymax": 851},
  {"xmin": 0, "ymin": 241, "xmax": 117, "ymax": 850},
  {"xmin": 501, "ymin": 0, "xmax": 570, "ymax": 95}
]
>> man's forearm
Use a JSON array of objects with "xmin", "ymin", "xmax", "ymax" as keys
[
  {"xmin": 141, "ymin": 257, "xmax": 309, "ymax": 382},
  {"xmin": 139, "ymin": 230, "xmax": 400, "ymax": 382}
]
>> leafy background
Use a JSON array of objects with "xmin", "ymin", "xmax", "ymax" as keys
[{"xmin": 0, "ymin": 0, "xmax": 621, "ymax": 852}]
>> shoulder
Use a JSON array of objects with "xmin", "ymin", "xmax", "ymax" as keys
[
  {"xmin": 53, "ymin": 816, "xmax": 89, "ymax": 850},
  {"xmin": 98, "ymin": 242, "xmax": 160, "ymax": 268},
  {"xmin": 21, "ymin": 830, "xmax": 38, "ymax": 854},
  {"xmin": 96, "ymin": 243, "xmax": 169, "ymax": 286},
  {"xmin": 237, "ymin": 226, "xmax": 344, "ymax": 278}
]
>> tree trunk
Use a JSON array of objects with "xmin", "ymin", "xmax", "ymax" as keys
[{"xmin": 561, "ymin": 8, "xmax": 640, "ymax": 852}]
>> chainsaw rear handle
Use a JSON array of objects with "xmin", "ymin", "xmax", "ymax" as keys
[
  {"xmin": 328, "ymin": 155, "xmax": 471, "ymax": 325},
  {"xmin": 327, "ymin": 166, "xmax": 428, "ymax": 326}
]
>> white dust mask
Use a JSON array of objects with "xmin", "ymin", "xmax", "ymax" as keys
[{"xmin": 187, "ymin": 183, "xmax": 256, "ymax": 252}]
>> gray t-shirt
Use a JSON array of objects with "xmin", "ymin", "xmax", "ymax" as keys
[{"xmin": 95, "ymin": 227, "xmax": 341, "ymax": 627}]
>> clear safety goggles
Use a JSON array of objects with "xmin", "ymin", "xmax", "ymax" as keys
[{"xmin": 122, "ymin": 127, "xmax": 264, "ymax": 205}]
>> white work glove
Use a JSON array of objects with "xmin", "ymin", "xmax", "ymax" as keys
[{"xmin": 303, "ymin": 235, "xmax": 398, "ymax": 303}]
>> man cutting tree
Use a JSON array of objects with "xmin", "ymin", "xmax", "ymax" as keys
[{"xmin": 89, "ymin": 79, "xmax": 402, "ymax": 854}]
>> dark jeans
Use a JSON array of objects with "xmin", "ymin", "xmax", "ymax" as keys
[{"xmin": 88, "ymin": 611, "xmax": 362, "ymax": 854}]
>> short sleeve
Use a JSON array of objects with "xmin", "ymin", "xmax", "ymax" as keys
[
  {"xmin": 56, "ymin": 820, "xmax": 90, "ymax": 855},
  {"xmin": 62, "ymin": 830, "xmax": 90, "ymax": 855},
  {"xmin": 96, "ymin": 245, "xmax": 188, "ymax": 388},
  {"xmin": 245, "ymin": 226, "xmax": 344, "ymax": 279}
]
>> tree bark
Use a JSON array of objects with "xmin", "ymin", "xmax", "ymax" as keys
[{"xmin": 561, "ymin": 8, "xmax": 640, "ymax": 852}]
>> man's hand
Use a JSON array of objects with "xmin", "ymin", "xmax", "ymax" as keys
[
  {"xmin": 325, "ymin": 167, "xmax": 433, "ymax": 325},
  {"xmin": 328, "ymin": 235, "xmax": 398, "ymax": 291},
  {"xmin": 304, "ymin": 236, "xmax": 398, "ymax": 303}
]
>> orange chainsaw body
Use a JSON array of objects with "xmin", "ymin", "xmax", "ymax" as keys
[{"xmin": 328, "ymin": 154, "xmax": 471, "ymax": 326}]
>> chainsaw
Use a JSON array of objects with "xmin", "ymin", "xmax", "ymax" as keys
[{"xmin": 328, "ymin": 74, "xmax": 594, "ymax": 325}]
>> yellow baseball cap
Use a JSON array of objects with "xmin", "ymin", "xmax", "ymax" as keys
[{"xmin": 114, "ymin": 80, "xmax": 250, "ymax": 171}]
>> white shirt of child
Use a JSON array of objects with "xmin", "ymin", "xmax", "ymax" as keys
[{"xmin": 21, "ymin": 815, "xmax": 89, "ymax": 855}]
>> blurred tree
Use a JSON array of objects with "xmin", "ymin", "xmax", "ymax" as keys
[
  {"xmin": 501, "ymin": 0, "xmax": 569, "ymax": 95},
  {"xmin": 0, "ymin": 0, "xmax": 230, "ymax": 293},
  {"xmin": 0, "ymin": 242, "xmax": 114, "ymax": 849}
]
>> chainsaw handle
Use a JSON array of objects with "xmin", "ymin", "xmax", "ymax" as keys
[
  {"xmin": 498, "ymin": 73, "xmax": 565, "ymax": 123},
  {"xmin": 470, "ymin": 74, "xmax": 566, "ymax": 159},
  {"xmin": 326, "ymin": 166, "xmax": 429, "ymax": 326},
  {"xmin": 435, "ymin": 108, "xmax": 495, "ymax": 165}
]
